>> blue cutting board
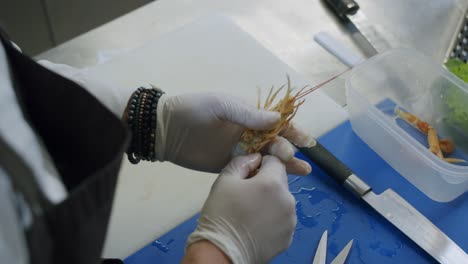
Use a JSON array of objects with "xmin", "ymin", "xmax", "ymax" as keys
[{"xmin": 124, "ymin": 121, "xmax": 467, "ymax": 264}]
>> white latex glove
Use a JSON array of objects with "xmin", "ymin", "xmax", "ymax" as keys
[
  {"xmin": 156, "ymin": 93, "xmax": 314, "ymax": 174},
  {"xmin": 187, "ymin": 154, "xmax": 296, "ymax": 264}
]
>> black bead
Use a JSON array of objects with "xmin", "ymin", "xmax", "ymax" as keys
[{"xmin": 127, "ymin": 87, "xmax": 164, "ymax": 164}]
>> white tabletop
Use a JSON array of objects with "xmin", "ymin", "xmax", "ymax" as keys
[{"xmin": 36, "ymin": 0, "xmax": 466, "ymax": 259}]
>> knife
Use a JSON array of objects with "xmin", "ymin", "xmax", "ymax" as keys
[
  {"xmin": 297, "ymin": 141, "xmax": 468, "ymax": 264},
  {"xmin": 324, "ymin": 0, "xmax": 391, "ymax": 56}
]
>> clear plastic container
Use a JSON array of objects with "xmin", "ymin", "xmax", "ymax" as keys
[{"xmin": 346, "ymin": 48, "xmax": 468, "ymax": 202}]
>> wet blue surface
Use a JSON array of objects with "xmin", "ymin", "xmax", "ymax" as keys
[{"xmin": 124, "ymin": 121, "xmax": 467, "ymax": 264}]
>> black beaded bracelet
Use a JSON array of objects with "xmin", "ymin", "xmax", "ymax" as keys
[{"xmin": 126, "ymin": 86, "xmax": 164, "ymax": 164}]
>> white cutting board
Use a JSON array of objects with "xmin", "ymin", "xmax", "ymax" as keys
[{"xmin": 89, "ymin": 14, "xmax": 348, "ymax": 258}]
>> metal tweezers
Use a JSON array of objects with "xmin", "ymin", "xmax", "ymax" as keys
[{"xmin": 312, "ymin": 230, "xmax": 353, "ymax": 264}]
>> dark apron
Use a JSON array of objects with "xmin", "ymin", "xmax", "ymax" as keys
[{"xmin": 0, "ymin": 31, "xmax": 129, "ymax": 264}]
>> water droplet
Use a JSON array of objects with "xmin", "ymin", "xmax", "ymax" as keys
[
  {"xmin": 379, "ymin": 247, "xmax": 397, "ymax": 257},
  {"xmin": 151, "ymin": 239, "xmax": 174, "ymax": 253},
  {"xmin": 292, "ymin": 187, "xmax": 347, "ymax": 235},
  {"xmin": 368, "ymin": 240, "xmax": 400, "ymax": 258},
  {"xmin": 369, "ymin": 241, "xmax": 381, "ymax": 250},
  {"xmin": 355, "ymin": 241, "xmax": 367, "ymax": 264},
  {"xmin": 368, "ymin": 217, "xmax": 377, "ymax": 230},
  {"xmin": 288, "ymin": 176, "xmax": 300, "ymax": 185},
  {"xmin": 395, "ymin": 241, "xmax": 403, "ymax": 249},
  {"xmin": 295, "ymin": 200, "xmax": 318, "ymax": 227}
]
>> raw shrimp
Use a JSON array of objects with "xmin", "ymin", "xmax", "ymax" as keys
[
  {"xmin": 428, "ymin": 127, "xmax": 443, "ymax": 159},
  {"xmin": 394, "ymin": 107, "xmax": 430, "ymax": 134},
  {"xmin": 394, "ymin": 107, "xmax": 465, "ymax": 164},
  {"xmin": 237, "ymin": 71, "xmax": 348, "ymax": 155}
]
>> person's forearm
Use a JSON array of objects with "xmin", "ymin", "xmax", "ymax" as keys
[{"xmin": 181, "ymin": 240, "xmax": 231, "ymax": 264}]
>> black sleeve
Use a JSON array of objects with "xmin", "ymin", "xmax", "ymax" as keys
[{"xmin": 0, "ymin": 30, "xmax": 129, "ymax": 190}]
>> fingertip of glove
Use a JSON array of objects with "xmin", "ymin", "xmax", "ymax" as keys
[
  {"xmin": 296, "ymin": 135, "xmax": 317, "ymax": 148},
  {"xmin": 226, "ymin": 153, "xmax": 262, "ymax": 178},
  {"xmin": 247, "ymin": 109, "xmax": 280, "ymax": 130},
  {"xmin": 268, "ymin": 137, "xmax": 295, "ymax": 162},
  {"xmin": 244, "ymin": 153, "xmax": 262, "ymax": 169},
  {"xmin": 261, "ymin": 155, "xmax": 284, "ymax": 169},
  {"xmin": 282, "ymin": 123, "xmax": 317, "ymax": 148},
  {"xmin": 303, "ymin": 161, "xmax": 312, "ymax": 174},
  {"xmin": 264, "ymin": 110, "xmax": 281, "ymax": 120},
  {"xmin": 297, "ymin": 160, "xmax": 312, "ymax": 175},
  {"xmin": 261, "ymin": 110, "xmax": 281, "ymax": 127}
]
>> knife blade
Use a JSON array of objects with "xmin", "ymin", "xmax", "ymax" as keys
[
  {"xmin": 297, "ymin": 141, "xmax": 468, "ymax": 264},
  {"xmin": 324, "ymin": 0, "xmax": 391, "ymax": 56}
]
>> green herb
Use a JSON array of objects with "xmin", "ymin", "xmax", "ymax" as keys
[{"xmin": 444, "ymin": 59, "xmax": 468, "ymax": 133}]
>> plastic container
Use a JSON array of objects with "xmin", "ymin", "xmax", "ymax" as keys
[{"xmin": 346, "ymin": 48, "xmax": 468, "ymax": 202}]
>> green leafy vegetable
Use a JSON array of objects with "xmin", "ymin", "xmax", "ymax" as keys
[
  {"xmin": 444, "ymin": 59, "xmax": 468, "ymax": 133},
  {"xmin": 446, "ymin": 58, "xmax": 468, "ymax": 82}
]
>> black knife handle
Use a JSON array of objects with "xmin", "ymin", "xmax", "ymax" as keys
[
  {"xmin": 298, "ymin": 141, "xmax": 354, "ymax": 185},
  {"xmin": 324, "ymin": 0, "xmax": 360, "ymax": 20}
]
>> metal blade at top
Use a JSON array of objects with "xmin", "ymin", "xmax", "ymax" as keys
[
  {"xmin": 347, "ymin": 10, "xmax": 392, "ymax": 54},
  {"xmin": 363, "ymin": 189, "xmax": 468, "ymax": 264}
]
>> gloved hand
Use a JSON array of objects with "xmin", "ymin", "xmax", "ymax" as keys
[
  {"xmin": 186, "ymin": 154, "xmax": 296, "ymax": 264},
  {"xmin": 155, "ymin": 93, "xmax": 314, "ymax": 174}
]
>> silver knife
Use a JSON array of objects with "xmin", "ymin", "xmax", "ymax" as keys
[
  {"xmin": 324, "ymin": 0, "xmax": 391, "ymax": 56},
  {"xmin": 298, "ymin": 141, "xmax": 468, "ymax": 264}
]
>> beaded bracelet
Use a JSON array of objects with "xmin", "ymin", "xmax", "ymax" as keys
[{"xmin": 126, "ymin": 86, "xmax": 164, "ymax": 164}]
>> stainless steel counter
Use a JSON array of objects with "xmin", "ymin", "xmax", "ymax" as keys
[{"xmin": 37, "ymin": 0, "xmax": 467, "ymax": 106}]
